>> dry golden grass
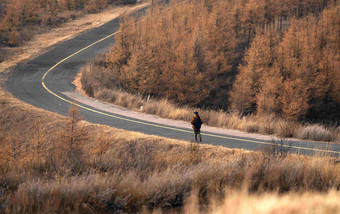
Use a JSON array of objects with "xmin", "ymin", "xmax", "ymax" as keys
[
  {"xmin": 208, "ymin": 190, "xmax": 340, "ymax": 214},
  {"xmin": 0, "ymin": 88, "xmax": 339, "ymax": 213},
  {"xmin": 299, "ymin": 124, "xmax": 334, "ymax": 142}
]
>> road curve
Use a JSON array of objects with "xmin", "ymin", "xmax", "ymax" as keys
[{"xmin": 5, "ymin": 8, "xmax": 340, "ymax": 157}]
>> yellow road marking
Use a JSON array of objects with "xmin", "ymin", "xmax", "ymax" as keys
[{"xmin": 41, "ymin": 13, "xmax": 340, "ymax": 156}]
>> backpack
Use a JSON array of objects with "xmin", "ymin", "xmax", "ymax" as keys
[{"xmin": 194, "ymin": 117, "xmax": 202, "ymax": 129}]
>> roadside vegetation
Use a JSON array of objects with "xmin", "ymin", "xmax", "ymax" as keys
[
  {"xmin": 0, "ymin": 89, "xmax": 339, "ymax": 213},
  {"xmin": 80, "ymin": 64, "xmax": 340, "ymax": 143},
  {"xmin": 80, "ymin": 0, "xmax": 339, "ymax": 143}
]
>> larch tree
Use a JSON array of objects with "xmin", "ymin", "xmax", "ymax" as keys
[
  {"xmin": 312, "ymin": 5, "xmax": 340, "ymax": 115},
  {"xmin": 256, "ymin": 66, "xmax": 283, "ymax": 116},
  {"xmin": 230, "ymin": 31, "xmax": 275, "ymax": 114},
  {"xmin": 281, "ymin": 79, "xmax": 309, "ymax": 120},
  {"xmin": 105, "ymin": 16, "xmax": 136, "ymax": 87}
]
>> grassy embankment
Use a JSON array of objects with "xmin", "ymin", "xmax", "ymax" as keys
[{"xmin": 0, "ymin": 88, "xmax": 339, "ymax": 213}]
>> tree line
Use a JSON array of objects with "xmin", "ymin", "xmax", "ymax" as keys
[
  {"xmin": 85, "ymin": 0, "xmax": 339, "ymax": 121},
  {"xmin": 0, "ymin": 0, "xmax": 137, "ymax": 48},
  {"xmin": 231, "ymin": 8, "xmax": 339, "ymax": 120}
]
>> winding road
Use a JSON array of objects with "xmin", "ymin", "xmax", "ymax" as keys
[{"xmin": 5, "ymin": 5, "xmax": 340, "ymax": 157}]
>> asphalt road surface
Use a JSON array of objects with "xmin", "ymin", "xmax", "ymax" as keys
[{"xmin": 5, "ymin": 5, "xmax": 340, "ymax": 157}]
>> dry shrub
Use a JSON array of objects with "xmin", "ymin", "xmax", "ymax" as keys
[
  {"xmin": 255, "ymin": 114, "xmax": 277, "ymax": 135},
  {"xmin": 299, "ymin": 124, "xmax": 334, "ymax": 142},
  {"xmin": 95, "ymin": 88, "xmax": 145, "ymax": 109},
  {"xmin": 5, "ymin": 173, "xmax": 115, "ymax": 213},
  {"xmin": 203, "ymin": 110, "xmax": 229, "ymax": 128},
  {"xmin": 244, "ymin": 121, "xmax": 260, "ymax": 133},
  {"xmin": 222, "ymin": 111, "xmax": 242, "ymax": 130},
  {"xmin": 94, "ymin": 89, "xmax": 115, "ymax": 101},
  {"xmin": 144, "ymin": 99, "xmax": 192, "ymax": 121},
  {"xmin": 261, "ymin": 139, "xmax": 292, "ymax": 158},
  {"xmin": 8, "ymin": 30, "xmax": 21, "ymax": 47},
  {"xmin": 80, "ymin": 64, "xmax": 96, "ymax": 97},
  {"xmin": 276, "ymin": 120, "xmax": 302, "ymax": 138}
]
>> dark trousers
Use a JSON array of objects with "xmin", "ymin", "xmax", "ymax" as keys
[{"xmin": 194, "ymin": 129, "xmax": 202, "ymax": 142}]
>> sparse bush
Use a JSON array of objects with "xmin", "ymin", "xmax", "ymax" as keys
[
  {"xmin": 8, "ymin": 30, "xmax": 21, "ymax": 47},
  {"xmin": 299, "ymin": 125, "xmax": 333, "ymax": 142},
  {"xmin": 261, "ymin": 139, "xmax": 292, "ymax": 159},
  {"xmin": 57, "ymin": 105, "xmax": 89, "ymax": 173},
  {"xmin": 244, "ymin": 121, "xmax": 260, "ymax": 133},
  {"xmin": 276, "ymin": 120, "xmax": 301, "ymax": 138}
]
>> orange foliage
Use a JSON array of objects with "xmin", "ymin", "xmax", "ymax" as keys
[
  {"xmin": 100, "ymin": 0, "xmax": 336, "ymax": 108},
  {"xmin": 104, "ymin": 1, "xmax": 238, "ymax": 105},
  {"xmin": 0, "ymin": 0, "xmax": 124, "ymax": 46},
  {"xmin": 231, "ymin": 4, "xmax": 340, "ymax": 120}
]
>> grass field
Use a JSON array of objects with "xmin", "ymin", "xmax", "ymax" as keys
[{"xmin": 0, "ymin": 88, "xmax": 339, "ymax": 213}]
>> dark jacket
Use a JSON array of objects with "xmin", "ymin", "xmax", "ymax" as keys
[{"xmin": 191, "ymin": 115, "xmax": 203, "ymax": 130}]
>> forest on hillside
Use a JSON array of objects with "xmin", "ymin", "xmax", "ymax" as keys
[
  {"xmin": 0, "ymin": 0, "xmax": 137, "ymax": 49},
  {"xmin": 82, "ymin": 0, "xmax": 339, "ymax": 122}
]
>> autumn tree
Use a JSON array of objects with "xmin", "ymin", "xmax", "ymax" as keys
[
  {"xmin": 104, "ymin": 1, "xmax": 239, "ymax": 105},
  {"xmin": 313, "ymin": 5, "xmax": 340, "ymax": 117},
  {"xmin": 31, "ymin": 121, "xmax": 47, "ymax": 166},
  {"xmin": 82, "ymin": 0, "xmax": 338, "ymax": 119},
  {"xmin": 231, "ymin": 3, "xmax": 339, "ymax": 120},
  {"xmin": 0, "ymin": 131, "xmax": 26, "ymax": 166},
  {"xmin": 57, "ymin": 104, "xmax": 88, "ymax": 172},
  {"xmin": 105, "ymin": 16, "xmax": 136, "ymax": 88},
  {"xmin": 277, "ymin": 5, "xmax": 340, "ymax": 120},
  {"xmin": 230, "ymin": 31, "xmax": 278, "ymax": 114},
  {"xmin": 281, "ymin": 79, "xmax": 309, "ymax": 120},
  {"xmin": 256, "ymin": 66, "xmax": 283, "ymax": 116}
]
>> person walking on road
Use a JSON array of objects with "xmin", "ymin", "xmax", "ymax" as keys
[{"xmin": 191, "ymin": 112, "xmax": 202, "ymax": 142}]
